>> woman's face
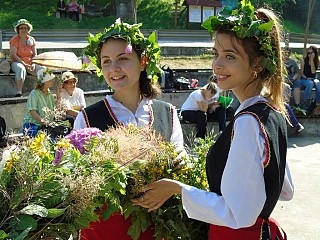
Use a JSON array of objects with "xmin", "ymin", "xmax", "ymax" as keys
[
  {"xmin": 18, "ymin": 24, "xmax": 29, "ymax": 35},
  {"xmin": 307, "ymin": 47, "xmax": 315, "ymax": 58},
  {"xmin": 100, "ymin": 38, "xmax": 145, "ymax": 93},
  {"xmin": 44, "ymin": 79, "xmax": 55, "ymax": 88},
  {"xmin": 212, "ymin": 33, "xmax": 256, "ymax": 101},
  {"xmin": 63, "ymin": 79, "xmax": 77, "ymax": 95}
]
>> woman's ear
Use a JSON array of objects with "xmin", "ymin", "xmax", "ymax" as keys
[{"xmin": 253, "ymin": 57, "xmax": 264, "ymax": 73}]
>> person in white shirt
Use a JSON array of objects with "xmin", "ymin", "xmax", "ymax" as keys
[
  {"xmin": 180, "ymin": 82, "xmax": 217, "ymax": 139},
  {"xmin": 57, "ymin": 71, "xmax": 86, "ymax": 126},
  {"xmin": 133, "ymin": 2, "xmax": 294, "ymax": 240}
]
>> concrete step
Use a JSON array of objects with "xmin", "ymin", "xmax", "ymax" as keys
[{"xmin": 0, "ymin": 90, "xmax": 195, "ymax": 131}]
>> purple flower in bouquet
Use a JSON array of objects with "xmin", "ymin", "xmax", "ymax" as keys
[
  {"xmin": 53, "ymin": 147, "xmax": 65, "ymax": 166},
  {"xmin": 82, "ymin": 56, "xmax": 91, "ymax": 64},
  {"xmin": 65, "ymin": 128, "xmax": 103, "ymax": 154}
]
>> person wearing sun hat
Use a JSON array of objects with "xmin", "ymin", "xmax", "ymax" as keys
[
  {"xmin": 56, "ymin": 71, "xmax": 86, "ymax": 125},
  {"xmin": 9, "ymin": 19, "xmax": 45, "ymax": 97},
  {"xmin": 22, "ymin": 68, "xmax": 58, "ymax": 137},
  {"xmin": 76, "ymin": 18, "xmax": 185, "ymax": 240}
]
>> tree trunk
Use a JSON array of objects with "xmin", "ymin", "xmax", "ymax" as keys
[{"xmin": 303, "ymin": 0, "xmax": 316, "ymax": 55}]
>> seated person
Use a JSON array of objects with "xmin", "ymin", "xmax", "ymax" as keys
[
  {"xmin": 22, "ymin": 69, "xmax": 58, "ymax": 137},
  {"xmin": 207, "ymin": 87, "xmax": 227, "ymax": 132},
  {"xmin": 57, "ymin": 0, "xmax": 67, "ymax": 18},
  {"xmin": 283, "ymin": 47, "xmax": 301, "ymax": 108},
  {"xmin": 67, "ymin": 0, "xmax": 80, "ymax": 21},
  {"xmin": 180, "ymin": 82, "xmax": 217, "ymax": 139},
  {"xmin": 57, "ymin": 71, "xmax": 86, "ymax": 126},
  {"xmin": 283, "ymin": 82, "xmax": 304, "ymax": 132},
  {"xmin": 300, "ymin": 46, "xmax": 319, "ymax": 109}
]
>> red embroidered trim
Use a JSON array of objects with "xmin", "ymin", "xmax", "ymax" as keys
[
  {"xmin": 231, "ymin": 101, "xmax": 271, "ymax": 168},
  {"xmin": 82, "ymin": 109, "xmax": 90, "ymax": 128},
  {"xmin": 104, "ymin": 98, "xmax": 124, "ymax": 127},
  {"xmin": 148, "ymin": 101, "xmax": 154, "ymax": 127},
  {"xmin": 169, "ymin": 103, "xmax": 174, "ymax": 135}
]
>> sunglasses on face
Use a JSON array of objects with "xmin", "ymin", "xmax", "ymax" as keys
[
  {"xmin": 308, "ymin": 51, "xmax": 314, "ymax": 55},
  {"xmin": 283, "ymin": 52, "xmax": 290, "ymax": 57},
  {"xmin": 64, "ymin": 80, "xmax": 77, "ymax": 85},
  {"xmin": 19, "ymin": 27, "xmax": 29, "ymax": 30}
]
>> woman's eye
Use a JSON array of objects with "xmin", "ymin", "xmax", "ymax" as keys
[
  {"xmin": 212, "ymin": 52, "xmax": 218, "ymax": 58},
  {"xmin": 102, "ymin": 59, "xmax": 111, "ymax": 65},
  {"xmin": 226, "ymin": 54, "xmax": 235, "ymax": 60},
  {"xmin": 118, "ymin": 56, "xmax": 128, "ymax": 61}
]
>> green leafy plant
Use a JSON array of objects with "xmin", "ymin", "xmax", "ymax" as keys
[{"xmin": 0, "ymin": 125, "xmax": 214, "ymax": 240}]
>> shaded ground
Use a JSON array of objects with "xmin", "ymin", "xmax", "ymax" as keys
[{"xmin": 271, "ymin": 137, "xmax": 320, "ymax": 240}]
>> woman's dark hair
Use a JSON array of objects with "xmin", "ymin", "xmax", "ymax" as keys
[
  {"xmin": 305, "ymin": 45, "xmax": 319, "ymax": 69},
  {"xmin": 98, "ymin": 38, "xmax": 161, "ymax": 99}
]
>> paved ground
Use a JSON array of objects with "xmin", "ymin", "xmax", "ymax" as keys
[{"xmin": 271, "ymin": 137, "xmax": 320, "ymax": 240}]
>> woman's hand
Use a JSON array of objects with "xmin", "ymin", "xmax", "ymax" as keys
[
  {"xmin": 131, "ymin": 179, "xmax": 183, "ymax": 212},
  {"xmin": 172, "ymin": 145, "xmax": 187, "ymax": 169},
  {"xmin": 25, "ymin": 63, "xmax": 35, "ymax": 72},
  {"xmin": 56, "ymin": 83, "xmax": 62, "ymax": 96},
  {"xmin": 309, "ymin": 52, "xmax": 315, "ymax": 60}
]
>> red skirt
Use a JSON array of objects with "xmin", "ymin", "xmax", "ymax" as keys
[
  {"xmin": 80, "ymin": 211, "xmax": 154, "ymax": 240},
  {"xmin": 208, "ymin": 217, "xmax": 287, "ymax": 240}
]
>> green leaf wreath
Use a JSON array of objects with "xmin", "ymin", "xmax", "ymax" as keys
[{"xmin": 202, "ymin": 0, "xmax": 278, "ymax": 74}]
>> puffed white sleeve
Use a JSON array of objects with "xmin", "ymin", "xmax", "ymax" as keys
[
  {"xmin": 170, "ymin": 106, "xmax": 184, "ymax": 148},
  {"xmin": 279, "ymin": 162, "xmax": 294, "ymax": 200},
  {"xmin": 181, "ymin": 114, "xmax": 266, "ymax": 228},
  {"xmin": 73, "ymin": 111, "xmax": 87, "ymax": 130}
]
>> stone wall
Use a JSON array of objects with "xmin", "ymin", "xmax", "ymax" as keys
[{"xmin": 0, "ymin": 70, "xmax": 212, "ymax": 98}]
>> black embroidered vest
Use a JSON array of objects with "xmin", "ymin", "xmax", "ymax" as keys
[
  {"xmin": 81, "ymin": 98, "xmax": 174, "ymax": 142},
  {"xmin": 206, "ymin": 102, "xmax": 287, "ymax": 219}
]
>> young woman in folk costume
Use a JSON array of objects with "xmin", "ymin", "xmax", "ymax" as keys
[
  {"xmin": 74, "ymin": 19, "xmax": 184, "ymax": 239},
  {"xmin": 133, "ymin": 1, "xmax": 294, "ymax": 239}
]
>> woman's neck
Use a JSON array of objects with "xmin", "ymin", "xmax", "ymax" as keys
[
  {"xmin": 112, "ymin": 92, "xmax": 142, "ymax": 113},
  {"xmin": 41, "ymin": 86, "xmax": 49, "ymax": 95},
  {"xmin": 65, "ymin": 88, "xmax": 74, "ymax": 96}
]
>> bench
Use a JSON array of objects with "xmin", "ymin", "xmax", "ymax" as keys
[{"xmin": 56, "ymin": 10, "xmax": 83, "ymax": 21}]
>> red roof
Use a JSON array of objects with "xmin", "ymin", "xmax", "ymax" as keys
[{"xmin": 183, "ymin": 0, "xmax": 222, "ymax": 7}]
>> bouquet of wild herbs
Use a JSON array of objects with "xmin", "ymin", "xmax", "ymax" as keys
[{"xmin": 0, "ymin": 124, "xmax": 213, "ymax": 240}]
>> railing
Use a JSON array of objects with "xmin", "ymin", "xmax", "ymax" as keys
[
  {"xmin": 1, "ymin": 29, "xmax": 319, "ymax": 42},
  {"xmin": 0, "ymin": 29, "xmax": 211, "ymax": 42},
  {"xmin": 1, "ymin": 30, "xmax": 319, "ymax": 52}
]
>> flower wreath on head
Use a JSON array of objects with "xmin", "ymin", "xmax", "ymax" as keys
[
  {"xmin": 83, "ymin": 18, "xmax": 162, "ymax": 83},
  {"xmin": 202, "ymin": 0, "xmax": 278, "ymax": 74}
]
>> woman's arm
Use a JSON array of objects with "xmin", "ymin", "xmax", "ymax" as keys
[
  {"xmin": 300, "ymin": 59, "xmax": 306, "ymax": 79},
  {"xmin": 29, "ymin": 110, "xmax": 48, "ymax": 125},
  {"xmin": 310, "ymin": 54, "xmax": 317, "ymax": 74},
  {"xmin": 196, "ymin": 99, "xmax": 209, "ymax": 112},
  {"xmin": 31, "ymin": 43, "xmax": 37, "ymax": 58},
  {"xmin": 10, "ymin": 45, "xmax": 25, "ymax": 64}
]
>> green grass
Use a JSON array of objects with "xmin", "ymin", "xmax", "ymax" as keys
[
  {"xmin": 0, "ymin": 0, "xmax": 187, "ymax": 31},
  {"xmin": 283, "ymin": 20, "xmax": 306, "ymax": 34}
]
